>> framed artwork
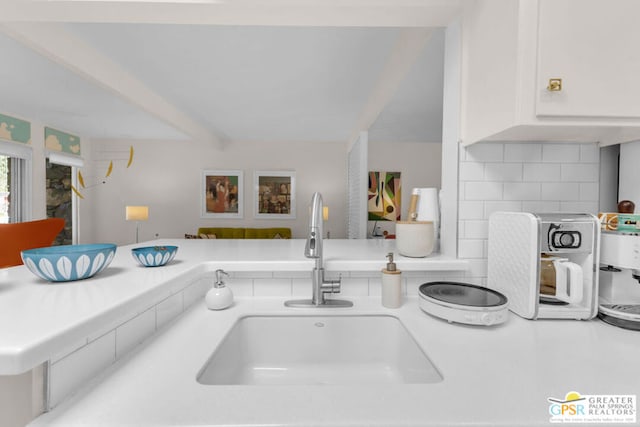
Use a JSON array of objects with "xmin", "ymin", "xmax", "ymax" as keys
[
  {"xmin": 368, "ymin": 171, "xmax": 401, "ymax": 221},
  {"xmin": 201, "ymin": 170, "xmax": 243, "ymax": 218},
  {"xmin": 254, "ymin": 171, "xmax": 296, "ymax": 219}
]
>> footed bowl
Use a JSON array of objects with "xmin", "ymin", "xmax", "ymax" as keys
[
  {"xmin": 21, "ymin": 243, "xmax": 117, "ymax": 282},
  {"xmin": 131, "ymin": 246, "xmax": 178, "ymax": 267}
]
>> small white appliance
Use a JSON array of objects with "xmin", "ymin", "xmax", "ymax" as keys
[
  {"xmin": 598, "ymin": 232, "xmax": 640, "ymax": 330},
  {"xmin": 414, "ymin": 187, "xmax": 440, "ymax": 252},
  {"xmin": 487, "ymin": 212, "xmax": 600, "ymax": 320},
  {"xmin": 418, "ymin": 282, "xmax": 509, "ymax": 326}
]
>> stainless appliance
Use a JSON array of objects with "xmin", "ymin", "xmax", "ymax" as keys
[
  {"xmin": 598, "ymin": 232, "xmax": 640, "ymax": 330},
  {"xmin": 487, "ymin": 212, "xmax": 600, "ymax": 320}
]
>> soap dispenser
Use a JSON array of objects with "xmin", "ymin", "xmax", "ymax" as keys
[
  {"xmin": 206, "ymin": 269, "xmax": 234, "ymax": 310},
  {"xmin": 381, "ymin": 252, "xmax": 402, "ymax": 308}
]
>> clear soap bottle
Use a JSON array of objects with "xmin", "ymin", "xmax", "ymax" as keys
[{"xmin": 381, "ymin": 252, "xmax": 402, "ymax": 308}]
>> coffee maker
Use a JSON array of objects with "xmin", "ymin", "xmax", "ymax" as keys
[
  {"xmin": 598, "ymin": 232, "xmax": 640, "ymax": 330},
  {"xmin": 487, "ymin": 212, "xmax": 600, "ymax": 320}
]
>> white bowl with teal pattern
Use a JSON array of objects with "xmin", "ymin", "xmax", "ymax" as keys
[
  {"xmin": 21, "ymin": 243, "xmax": 117, "ymax": 282},
  {"xmin": 131, "ymin": 245, "xmax": 178, "ymax": 267}
]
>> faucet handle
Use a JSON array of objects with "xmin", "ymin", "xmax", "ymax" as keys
[{"xmin": 322, "ymin": 273, "xmax": 342, "ymax": 295}]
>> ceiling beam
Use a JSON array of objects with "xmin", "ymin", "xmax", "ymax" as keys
[
  {"xmin": 0, "ymin": 22, "xmax": 222, "ymax": 148},
  {"xmin": 0, "ymin": 0, "xmax": 463, "ymax": 27},
  {"xmin": 348, "ymin": 27, "xmax": 434, "ymax": 149}
]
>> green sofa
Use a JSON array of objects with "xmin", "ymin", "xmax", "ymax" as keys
[{"xmin": 190, "ymin": 227, "xmax": 292, "ymax": 239}]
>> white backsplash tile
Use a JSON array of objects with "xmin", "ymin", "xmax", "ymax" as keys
[
  {"xmin": 541, "ymin": 182, "xmax": 581, "ymax": 201},
  {"xmin": 523, "ymin": 163, "xmax": 561, "ymax": 182},
  {"xmin": 50, "ymin": 338, "xmax": 89, "ymax": 365},
  {"xmin": 561, "ymin": 163, "xmax": 599, "ymax": 182},
  {"xmin": 464, "ymin": 181, "xmax": 503, "ymax": 200},
  {"xmin": 183, "ymin": 278, "xmax": 211, "ymax": 308},
  {"xmin": 463, "ymin": 220, "xmax": 489, "ymax": 239},
  {"xmin": 368, "ymin": 277, "xmax": 382, "ymax": 297},
  {"xmin": 115, "ymin": 309, "xmax": 155, "ymax": 360},
  {"xmin": 254, "ymin": 278, "xmax": 292, "ymax": 297},
  {"xmin": 580, "ymin": 143, "xmax": 600, "ymax": 162},
  {"xmin": 503, "ymin": 182, "xmax": 541, "ymax": 200},
  {"xmin": 339, "ymin": 277, "xmax": 370, "ymax": 297},
  {"xmin": 484, "ymin": 162, "xmax": 522, "ymax": 182},
  {"xmin": 458, "ymin": 239, "xmax": 485, "ymax": 259},
  {"xmin": 230, "ymin": 271, "xmax": 273, "ymax": 279},
  {"xmin": 459, "ymin": 162, "xmax": 485, "ymax": 181},
  {"xmin": 457, "ymin": 141, "xmax": 600, "ymax": 292},
  {"xmin": 273, "ymin": 271, "xmax": 310, "ymax": 279},
  {"xmin": 580, "ymin": 183, "xmax": 600, "ymax": 201},
  {"xmin": 484, "ymin": 201, "xmax": 522, "ymax": 219},
  {"xmin": 560, "ymin": 201, "xmax": 599, "ymax": 213},
  {"xmin": 49, "ymin": 331, "xmax": 116, "ymax": 408},
  {"xmin": 522, "ymin": 200, "xmax": 561, "ymax": 212},
  {"xmin": 228, "ymin": 278, "xmax": 254, "ymax": 297},
  {"xmin": 465, "ymin": 259, "xmax": 488, "ymax": 278},
  {"xmin": 464, "ymin": 143, "xmax": 504, "ymax": 162},
  {"xmin": 156, "ymin": 293, "xmax": 183, "ymax": 330},
  {"xmin": 504, "ymin": 143, "xmax": 542, "ymax": 163},
  {"xmin": 458, "ymin": 201, "xmax": 484, "ymax": 220},
  {"xmin": 542, "ymin": 144, "xmax": 580, "ymax": 163},
  {"xmin": 292, "ymin": 278, "xmax": 311, "ymax": 298}
]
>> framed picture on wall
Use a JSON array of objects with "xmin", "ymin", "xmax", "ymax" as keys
[
  {"xmin": 254, "ymin": 171, "xmax": 296, "ymax": 219},
  {"xmin": 201, "ymin": 170, "xmax": 243, "ymax": 219},
  {"xmin": 368, "ymin": 171, "xmax": 401, "ymax": 221}
]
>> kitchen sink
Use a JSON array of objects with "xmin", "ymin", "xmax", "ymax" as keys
[{"xmin": 197, "ymin": 315, "xmax": 442, "ymax": 385}]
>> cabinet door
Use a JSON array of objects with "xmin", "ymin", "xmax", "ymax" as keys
[{"xmin": 536, "ymin": 0, "xmax": 640, "ymax": 119}]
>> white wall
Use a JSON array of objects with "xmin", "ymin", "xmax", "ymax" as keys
[
  {"xmin": 619, "ymin": 141, "xmax": 640, "ymax": 208},
  {"xmin": 599, "ymin": 144, "xmax": 620, "ymax": 213},
  {"xmin": 81, "ymin": 139, "xmax": 348, "ymax": 244},
  {"xmin": 457, "ymin": 141, "xmax": 601, "ymax": 285},
  {"xmin": 367, "ymin": 141, "xmax": 441, "ymax": 237}
]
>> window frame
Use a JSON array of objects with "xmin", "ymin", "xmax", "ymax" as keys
[{"xmin": 0, "ymin": 139, "xmax": 32, "ymax": 223}]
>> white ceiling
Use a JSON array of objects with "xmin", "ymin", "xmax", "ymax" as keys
[{"xmin": 0, "ymin": 2, "xmax": 447, "ymax": 145}]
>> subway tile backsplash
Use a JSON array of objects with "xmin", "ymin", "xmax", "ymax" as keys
[{"xmin": 458, "ymin": 141, "xmax": 600, "ymax": 285}]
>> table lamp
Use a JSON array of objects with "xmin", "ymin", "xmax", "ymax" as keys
[{"xmin": 126, "ymin": 205, "xmax": 149, "ymax": 243}]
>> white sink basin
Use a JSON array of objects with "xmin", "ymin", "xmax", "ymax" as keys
[{"xmin": 197, "ymin": 315, "xmax": 442, "ymax": 385}]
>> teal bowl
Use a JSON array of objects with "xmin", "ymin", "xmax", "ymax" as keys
[
  {"xmin": 131, "ymin": 246, "xmax": 178, "ymax": 267},
  {"xmin": 21, "ymin": 243, "xmax": 117, "ymax": 282}
]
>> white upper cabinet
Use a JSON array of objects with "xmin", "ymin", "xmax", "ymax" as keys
[{"xmin": 461, "ymin": 0, "xmax": 640, "ymax": 146}]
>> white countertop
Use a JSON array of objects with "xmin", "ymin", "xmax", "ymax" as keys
[
  {"xmin": 0, "ymin": 239, "xmax": 466, "ymax": 375},
  {"xmin": 29, "ymin": 296, "xmax": 640, "ymax": 427}
]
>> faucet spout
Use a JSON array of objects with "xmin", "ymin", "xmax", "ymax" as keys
[
  {"xmin": 305, "ymin": 192, "xmax": 323, "ymax": 265},
  {"xmin": 285, "ymin": 192, "xmax": 353, "ymax": 308}
]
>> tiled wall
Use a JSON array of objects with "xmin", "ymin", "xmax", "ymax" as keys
[
  {"xmin": 48, "ymin": 274, "xmax": 213, "ymax": 408},
  {"xmin": 458, "ymin": 142, "xmax": 600, "ymax": 286},
  {"xmin": 226, "ymin": 270, "xmax": 466, "ymax": 299}
]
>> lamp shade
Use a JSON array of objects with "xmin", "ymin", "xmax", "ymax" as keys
[{"xmin": 126, "ymin": 206, "xmax": 149, "ymax": 221}]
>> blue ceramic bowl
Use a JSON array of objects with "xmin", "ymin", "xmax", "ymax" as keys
[
  {"xmin": 131, "ymin": 246, "xmax": 178, "ymax": 267},
  {"xmin": 21, "ymin": 243, "xmax": 117, "ymax": 282}
]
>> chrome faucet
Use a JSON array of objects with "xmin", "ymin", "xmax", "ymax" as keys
[{"xmin": 285, "ymin": 192, "xmax": 352, "ymax": 308}]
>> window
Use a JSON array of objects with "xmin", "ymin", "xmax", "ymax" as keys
[{"xmin": 0, "ymin": 141, "xmax": 31, "ymax": 224}]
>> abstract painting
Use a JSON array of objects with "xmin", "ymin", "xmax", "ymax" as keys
[{"xmin": 368, "ymin": 171, "xmax": 401, "ymax": 221}]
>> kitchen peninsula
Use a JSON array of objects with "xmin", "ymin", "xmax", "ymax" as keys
[{"xmin": 1, "ymin": 239, "xmax": 639, "ymax": 426}]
